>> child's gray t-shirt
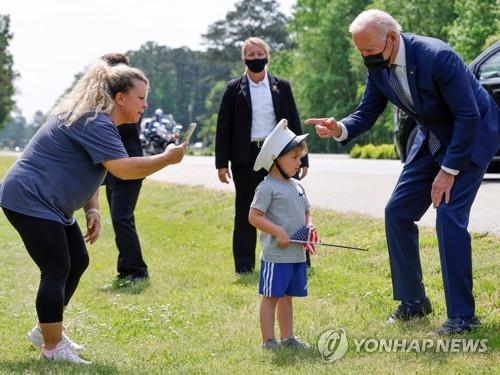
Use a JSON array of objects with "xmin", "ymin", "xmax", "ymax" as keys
[{"xmin": 251, "ymin": 175, "xmax": 310, "ymax": 263}]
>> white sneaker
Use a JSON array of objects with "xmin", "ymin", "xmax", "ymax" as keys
[
  {"xmin": 40, "ymin": 340, "xmax": 90, "ymax": 365},
  {"xmin": 27, "ymin": 326, "xmax": 84, "ymax": 352}
]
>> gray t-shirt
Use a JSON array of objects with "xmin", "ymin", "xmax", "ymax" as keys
[
  {"xmin": 0, "ymin": 113, "xmax": 128, "ymax": 225},
  {"xmin": 251, "ymin": 175, "xmax": 310, "ymax": 263}
]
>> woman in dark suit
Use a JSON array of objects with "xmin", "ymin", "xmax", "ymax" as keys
[{"xmin": 215, "ymin": 37, "xmax": 309, "ymax": 275}]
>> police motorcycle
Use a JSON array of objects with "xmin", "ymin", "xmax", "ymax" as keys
[{"xmin": 140, "ymin": 109, "xmax": 182, "ymax": 155}]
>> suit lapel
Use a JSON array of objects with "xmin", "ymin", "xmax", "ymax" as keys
[
  {"xmin": 268, "ymin": 74, "xmax": 281, "ymax": 120},
  {"xmin": 240, "ymin": 75, "xmax": 252, "ymax": 111}
]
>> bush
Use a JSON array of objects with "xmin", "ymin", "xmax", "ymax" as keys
[
  {"xmin": 378, "ymin": 144, "xmax": 398, "ymax": 160},
  {"xmin": 360, "ymin": 144, "xmax": 378, "ymax": 159},
  {"xmin": 350, "ymin": 144, "xmax": 363, "ymax": 158},
  {"xmin": 349, "ymin": 143, "xmax": 398, "ymax": 160}
]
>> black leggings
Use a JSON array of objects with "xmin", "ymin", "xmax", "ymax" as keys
[{"xmin": 3, "ymin": 208, "xmax": 89, "ymax": 323}]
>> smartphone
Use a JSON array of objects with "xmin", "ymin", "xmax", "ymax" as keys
[{"xmin": 182, "ymin": 123, "xmax": 197, "ymax": 144}]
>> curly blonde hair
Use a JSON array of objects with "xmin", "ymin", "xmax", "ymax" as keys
[{"xmin": 51, "ymin": 60, "xmax": 148, "ymax": 125}]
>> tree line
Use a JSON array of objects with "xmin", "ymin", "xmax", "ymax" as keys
[{"xmin": 1, "ymin": 0, "xmax": 498, "ymax": 152}]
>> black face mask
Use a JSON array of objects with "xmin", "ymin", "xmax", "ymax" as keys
[
  {"xmin": 245, "ymin": 58, "xmax": 268, "ymax": 73},
  {"xmin": 362, "ymin": 34, "xmax": 393, "ymax": 70}
]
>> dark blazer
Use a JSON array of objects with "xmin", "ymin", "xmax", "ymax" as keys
[
  {"xmin": 341, "ymin": 33, "xmax": 499, "ymax": 170},
  {"xmin": 215, "ymin": 73, "xmax": 309, "ymax": 169}
]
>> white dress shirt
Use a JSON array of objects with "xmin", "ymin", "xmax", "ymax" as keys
[
  {"xmin": 392, "ymin": 35, "xmax": 413, "ymax": 107},
  {"xmin": 248, "ymin": 73, "xmax": 277, "ymax": 141}
]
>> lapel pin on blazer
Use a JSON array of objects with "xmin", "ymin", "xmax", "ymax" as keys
[{"xmin": 272, "ymin": 84, "xmax": 279, "ymax": 93}]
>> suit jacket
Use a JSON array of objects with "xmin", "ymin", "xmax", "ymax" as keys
[
  {"xmin": 215, "ymin": 73, "xmax": 309, "ymax": 168},
  {"xmin": 341, "ymin": 33, "xmax": 499, "ymax": 170}
]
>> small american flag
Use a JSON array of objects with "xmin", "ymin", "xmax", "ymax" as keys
[{"xmin": 290, "ymin": 225, "xmax": 319, "ymax": 254}]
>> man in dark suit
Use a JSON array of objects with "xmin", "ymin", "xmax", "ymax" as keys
[
  {"xmin": 216, "ymin": 37, "xmax": 309, "ymax": 275},
  {"xmin": 305, "ymin": 10, "xmax": 499, "ymax": 335}
]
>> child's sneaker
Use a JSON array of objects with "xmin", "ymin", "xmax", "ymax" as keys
[
  {"xmin": 280, "ymin": 336, "xmax": 310, "ymax": 349},
  {"xmin": 40, "ymin": 340, "xmax": 90, "ymax": 365},
  {"xmin": 27, "ymin": 325, "xmax": 84, "ymax": 352},
  {"xmin": 261, "ymin": 339, "xmax": 280, "ymax": 350}
]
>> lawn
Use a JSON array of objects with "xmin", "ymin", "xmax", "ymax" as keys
[{"xmin": 0, "ymin": 156, "xmax": 498, "ymax": 374}]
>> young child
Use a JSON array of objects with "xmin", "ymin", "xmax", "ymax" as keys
[{"xmin": 249, "ymin": 119, "xmax": 314, "ymax": 350}]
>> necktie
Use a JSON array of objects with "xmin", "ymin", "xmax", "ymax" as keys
[
  {"xmin": 389, "ymin": 65, "xmax": 415, "ymax": 115},
  {"xmin": 428, "ymin": 130, "xmax": 441, "ymax": 155},
  {"xmin": 389, "ymin": 65, "xmax": 441, "ymax": 155}
]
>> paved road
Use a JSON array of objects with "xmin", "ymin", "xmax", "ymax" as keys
[
  {"xmin": 2, "ymin": 151, "xmax": 497, "ymax": 235},
  {"xmin": 149, "ymin": 154, "xmax": 500, "ymax": 236}
]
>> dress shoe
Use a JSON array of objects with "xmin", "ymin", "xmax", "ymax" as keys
[
  {"xmin": 386, "ymin": 297, "xmax": 432, "ymax": 323},
  {"xmin": 433, "ymin": 316, "xmax": 481, "ymax": 335},
  {"xmin": 236, "ymin": 269, "xmax": 254, "ymax": 276},
  {"xmin": 113, "ymin": 273, "xmax": 149, "ymax": 288}
]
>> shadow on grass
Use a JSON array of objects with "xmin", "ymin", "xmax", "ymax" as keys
[
  {"xmin": 392, "ymin": 316, "xmax": 434, "ymax": 333},
  {"xmin": 99, "ymin": 278, "xmax": 150, "ymax": 295},
  {"xmin": 233, "ymin": 271, "xmax": 259, "ymax": 286},
  {"xmin": 266, "ymin": 347, "xmax": 320, "ymax": 367},
  {"xmin": 0, "ymin": 358, "xmax": 122, "ymax": 375}
]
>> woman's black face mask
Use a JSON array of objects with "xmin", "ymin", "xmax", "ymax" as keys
[
  {"xmin": 362, "ymin": 34, "xmax": 393, "ymax": 70},
  {"xmin": 245, "ymin": 58, "xmax": 268, "ymax": 73}
]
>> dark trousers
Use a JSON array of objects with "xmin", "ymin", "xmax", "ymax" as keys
[
  {"xmin": 231, "ymin": 161, "xmax": 267, "ymax": 274},
  {"xmin": 2, "ymin": 208, "xmax": 89, "ymax": 323},
  {"xmin": 230, "ymin": 143, "xmax": 310, "ymax": 274},
  {"xmin": 385, "ymin": 147, "xmax": 485, "ymax": 318},
  {"xmin": 105, "ymin": 178, "xmax": 148, "ymax": 278}
]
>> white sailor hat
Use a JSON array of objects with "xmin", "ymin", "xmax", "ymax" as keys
[{"xmin": 253, "ymin": 119, "xmax": 308, "ymax": 172}]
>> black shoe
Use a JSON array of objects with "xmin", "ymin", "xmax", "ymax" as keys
[
  {"xmin": 386, "ymin": 297, "xmax": 432, "ymax": 323},
  {"xmin": 432, "ymin": 316, "xmax": 481, "ymax": 336},
  {"xmin": 113, "ymin": 273, "xmax": 148, "ymax": 287},
  {"xmin": 236, "ymin": 269, "xmax": 254, "ymax": 276}
]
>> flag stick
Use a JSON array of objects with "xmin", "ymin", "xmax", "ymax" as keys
[{"xmin": 290, "ymin": 239, "xmax": 368, "ymax": 251}]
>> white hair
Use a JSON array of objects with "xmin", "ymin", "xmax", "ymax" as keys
[{"xmin": 349, "ymin": 9, "xmax": 402, "ymax": 41}]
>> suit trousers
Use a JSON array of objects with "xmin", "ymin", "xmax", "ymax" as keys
[
  {"xmin": 106, "ymin": 178, "xmax": 148, "ymax": 278},
  {"xmin": 384, "ymin": 147, "xmax": 485, "ymax": 318}
]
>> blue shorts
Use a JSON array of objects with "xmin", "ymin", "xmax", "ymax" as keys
[{"xmin": 259, "ymin": 260, "xmax": 307, "ymax": 298}]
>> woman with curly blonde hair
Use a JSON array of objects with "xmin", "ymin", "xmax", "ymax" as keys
[{"xmin": 0, "ymin": 59, "xmax": 186, "ymax": 364}]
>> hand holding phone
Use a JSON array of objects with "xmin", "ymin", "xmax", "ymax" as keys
[{"xmin": 183, "ymin": 123, "xmax": 197, "ymax": 144}]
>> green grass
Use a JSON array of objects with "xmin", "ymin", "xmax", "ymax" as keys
[{"xmin": 0, "ymin": 156, "xmax": 498, "ymax": 374}]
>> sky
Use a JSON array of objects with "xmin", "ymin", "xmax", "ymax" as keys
[{"xmin": 3, "ymin": 0, "xmax": 295, "ymax": 121}]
